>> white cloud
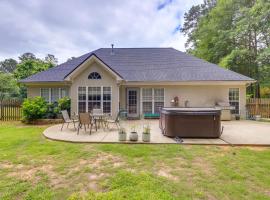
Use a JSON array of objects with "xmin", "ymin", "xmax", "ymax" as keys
[{"xmin": 0, "ymin": 0, "xmax": 203, "ymax": 63}]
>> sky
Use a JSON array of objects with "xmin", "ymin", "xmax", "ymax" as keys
[{"xmin": 0, "ymin": 0, "xmax": 203, "ymax": 63}]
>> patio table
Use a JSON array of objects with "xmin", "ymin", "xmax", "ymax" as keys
[
  {"xmin": 92, "ymin": 113, "xmax": 107, "ymax": 129},
  {"xmin": 75, "ymin": 112, "xmax": 109, "ymax": 130}
]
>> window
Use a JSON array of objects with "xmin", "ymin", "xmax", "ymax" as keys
[
  {"xmin": 229, "ymin": 88, "xmax": 240, "ymax": 114},
  {"xmin": 142, "ymin": 88, "xmax": 152, "ymax": 114},
  {"xmin": 88, "ymin": 72, "xmax": 101, "ymax": 79},
  {"xmin": 60, "ymin": 88, "xmax": 68, "ymax": 98},
  {"xmin": 77, "ymin": 86, "xmax": 112, "ymax": 114},
  {"xmin": 154, "ymin": 88, "xmax": 164, "ymax": 113},
  {"xmin": 40, "ymin": 88, "xmax": 69, "ymax": 103},
  {"xmin": 51, "ymin": 88, "xmax": 59, "ymax": 103},
  {"xmin": 142, "ymin": 88, "xmax": 164, "ymax": 114},
  {"xmin": 103, "ymin": 87, "xmax": 111, "ymax": 114},
  {"xmin": 88, "ymin": 87, "xmax": 101, "ymax": 112},
  {"xmin": 78, "ymin": 87, "xmax": 86, "ymax": 113},
  {"xmin": 40, "ymin": 88, "xmax": 50, "ymax": 102}
]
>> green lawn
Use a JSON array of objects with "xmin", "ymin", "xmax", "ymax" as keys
[{"xmin": 0, "ymin": 122, "xmax": 270, "ymax": 200}]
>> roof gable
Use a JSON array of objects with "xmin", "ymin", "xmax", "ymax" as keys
[{"xmin": 64, "ymin": 54, "xmax": 123, "ymax": 81}]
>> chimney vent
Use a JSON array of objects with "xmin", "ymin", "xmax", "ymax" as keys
[{"xmin": 111, "ymin": 44, "xmax": 114, "ymax": 55}]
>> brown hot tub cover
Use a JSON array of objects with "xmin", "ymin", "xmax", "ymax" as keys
[{"xmin": 160, "ymin": 107, "xmax": 222, "ymax": 138}]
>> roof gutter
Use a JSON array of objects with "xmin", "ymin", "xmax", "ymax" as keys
[
  {"xmin": 20, "ymin": 81, "xmax": 72, "ymax": 86},
  {"xmin": 121, "ymin": 80, "xmax": 256, "ymax": 86}
]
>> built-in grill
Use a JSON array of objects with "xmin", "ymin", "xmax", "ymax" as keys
[{"xmin": 215, "ymin": 102, "xmax": 234, "ymax": 121}]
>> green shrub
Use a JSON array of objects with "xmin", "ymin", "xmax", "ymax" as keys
[
  {"xmin": 260, "ymin": 87, "xmax": 270, "ymax": 98},
  {"xmin": 58, "ymin": 97, "xmax": 71, "ymax": 112},
  {"xmin": 45, "ymin": 102, "xmax": 58, "ymax": 119},
  {"xmin": 21, "ymin": 96, "xmax": 71, "ymax": 122},
  {"xmin": 22, "ymin": 96, "xmax": 48, "ymax": 122}
]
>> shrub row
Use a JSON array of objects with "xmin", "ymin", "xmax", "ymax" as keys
[{"xmin": 22, "ymin": 96, "xmax": 70, "ymax": 122}]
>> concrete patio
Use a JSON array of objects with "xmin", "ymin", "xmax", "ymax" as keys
[{"xmin": 43, "ymin": 120, "xmax": 270, "ymax": 146}]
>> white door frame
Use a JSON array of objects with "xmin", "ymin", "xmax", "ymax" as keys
[{"xmin": 126, "ymin": 87, "xmax": 140, "ymax": 118}]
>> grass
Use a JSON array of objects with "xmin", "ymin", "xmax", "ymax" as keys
[
  {"xmin": 0, "ymin": 122, "xmax": 270, "ymax": 200},
  {"xmin": 260, "ymin": 118, "xmax": 270, "ymax": 123}
]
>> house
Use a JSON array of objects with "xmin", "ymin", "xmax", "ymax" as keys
[{"xmin": 20, "ymin": 47, "xmax": 255, "ymax": 119}]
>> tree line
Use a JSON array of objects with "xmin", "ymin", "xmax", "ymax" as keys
[
  {"xmin": 0, "ymin": 53, "xmax": 58, "ymax": 100},
  {"xmin": 181, "ymin": 0, "xmax": 270, "ymax": 98}
]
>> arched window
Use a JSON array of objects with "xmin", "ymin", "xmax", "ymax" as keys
[{"xmin": 88, "ymin": 72, "xmax": 101, "ymax": 80}]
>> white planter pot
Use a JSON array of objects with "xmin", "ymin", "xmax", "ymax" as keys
[
  {"xmin": 255, "ymin": 115, "xmax": 261, "ymax": 121},
  {"xmin": 129, "ymin": 132, "xmax": 138, "ymax": 141},
  {"xmin": 142, "ymin": 133, "xmax": 150, "ymax": 142},
  {"xmin": 118, "ymin": 132, "xmax": 127, "ymax": 141}
]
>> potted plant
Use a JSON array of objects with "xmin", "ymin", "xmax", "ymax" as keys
[
  {"xmin": 129, "ymin": 125, "xmax": 138, "ymax": 141},
  {"xmin": 254, "ymin": 115, "xmax": 261, "ymax": 121},
  {"xmin": 235, "ymin": 114, "xmax": 240, "ymax": 120},
  {"xmin": 118, "ymin": 127, "xmax": 127, "ymax": 141},
  {"xmin": 142, "ymin": 124, "xmax": 151, "ymax": 142}
]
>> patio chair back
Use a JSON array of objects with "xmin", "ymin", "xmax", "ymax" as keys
[
  {"xmin": 92, "ymin": 109, "xmax": 102, "ymax": 115},
  {"xmin": 61, "ymin": 110, "xmax": 71, "ymax": 122},
  {"xmin": 115, "ymin": 109, "xmax": 127, "ymax": 122},
  {"xmin": 78, "ymin": 113, "xmax": 91, "ymax": 125}
]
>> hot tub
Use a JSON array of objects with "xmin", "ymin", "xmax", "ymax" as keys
[{"xmin": 159, "ymin": 107, "xmax": 222, "ymax": 138}]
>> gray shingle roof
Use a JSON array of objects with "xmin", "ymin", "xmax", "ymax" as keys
[{"xmin": 20, "ymin": 48, "xmax": 254, "ymax": 83}]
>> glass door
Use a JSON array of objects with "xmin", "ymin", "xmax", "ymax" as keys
[{"xmin": 127, "ymin": 88, "xmax": 139, "ymax": 118}]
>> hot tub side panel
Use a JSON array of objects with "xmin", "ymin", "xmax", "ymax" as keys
[{"xmin": 160, "ymin": 109, "xmax": 221, "ymax": 138}]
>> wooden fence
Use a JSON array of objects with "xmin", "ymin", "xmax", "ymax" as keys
[
  {"xmin": 0, "ymin": 99, "xmax": 22, "ymax": 121},
  {"xmin": 246, "ymin": 98, "xmax": 270, "ymax": 118}
]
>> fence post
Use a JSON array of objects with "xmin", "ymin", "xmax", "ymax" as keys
[{"xmin": 255, "ymin": 98, "xmax": 259, "ymax": 116}]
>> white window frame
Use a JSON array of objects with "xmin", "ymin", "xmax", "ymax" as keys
[
  {"xmin": 40, "ymin": 88, "xmax": 68, "ymax": 103},
  {"xmin": 40, "ymin": 88, "xmax": 50, "ymax": 103},
  {"xmin": 77, "ymin": 86, "xmax": 87, "ymax": 113},
  {"xmin": 142, "ymin": 88, "xmax": 153, "ymax": 114},
  {"xmin": 88, "ymin": 72, "xmax": 102, "ymax": 80},
  {"xmin": 229, "ymin": 88, "xmax": 240, "ymax": 114},
  {"xmin": 103, "ymin": 86, "xmax": 112, "ymax": 115},
  {"xmin": 77, "ymin": 86, "xmax": 112, "ymax": 115},
  {"xmin": 51, "ymin": 88, "xmax": 60, "ymax": 103},
  {"xmin": 154, "ymin": 88, "xmax": 165, "ymax": 113},
  {"xmin": 60, "ymin": 88, "xmax": 68, "ymax": 98},
  {"xmin": 88, "ymin": 86, "xmax": 102, "ymax": 112},
  {"xmin": 141, "ymin": 88, "xmax": 165, "ymax": 114}
]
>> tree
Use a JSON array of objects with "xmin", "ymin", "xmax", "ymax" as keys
[
  {"xmin": 14, "ymin": 59, "xmax": 54, "ymax": 80},
  {"xmin": 18, "ymin": 52, "xmax": 36, "ymax": 62},
  {"xmin": 0, "ymin": 58, "xmax": 17, "ymax": 73},
  {"xmin": 14, "ymin": 58, "xmax": 55, "ymax": 99},
  {"xmin": 45, "ymin": 54, "xmax": 58, "ymax": 66},
  {"xmin": 67, "ymin": 57, "xmax": 76, "ymax": 62},
  {"xmin": 0, "ymin": 53, "xmax": 59, "ymax": 99},
  {"xmin": 181, "ymin": 0, "xmax": 217, "ymax": 49},
  {"xmin": 0, "ymin": 73, "xmax": 19, "ymax": 100},
  {"xmin": 181, "ymin": 0, "xmax": 270, "ymax": 97}
]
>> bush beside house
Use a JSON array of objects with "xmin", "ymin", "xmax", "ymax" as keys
[{"xmin": 22, "ymin": 96, "xmax": 70, "ymax": 124}]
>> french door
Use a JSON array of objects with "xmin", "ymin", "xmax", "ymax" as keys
[{"xmin": 127, "ymin": 88, "xmax": 140, "ymax": 118}]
